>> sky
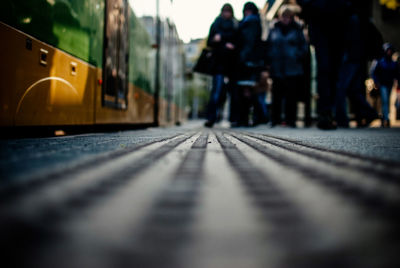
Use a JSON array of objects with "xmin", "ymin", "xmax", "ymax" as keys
[
  {"xmin": 173, "ymin": 0, "xmax": 268, "ymax": 43},
  {"xmin": 130, "ymin": 0, "xmax": 269, "ymax": 43}
]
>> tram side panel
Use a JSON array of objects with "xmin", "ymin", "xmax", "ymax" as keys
[
  {"xmin": 0, "ymin": 0, "xmax": 186, "ymax": 128},
  {"xmin": 0, "ymin": 0, "xmax": 104, "ymax": 127},
  {"xmin": 0, "ymin": 22, "xmax": 96, "ymax": 127}
]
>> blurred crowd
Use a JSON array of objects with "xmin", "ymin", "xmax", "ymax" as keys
[{"xmin": 202, "ymin": 1, "xmax": 400, "ymax": 129}]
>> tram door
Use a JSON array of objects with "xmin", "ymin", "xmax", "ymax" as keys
[{"xmin": 103, "ymin": 0, "xmax": 129, "ymax": 109}]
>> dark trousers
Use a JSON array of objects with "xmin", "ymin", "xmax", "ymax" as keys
[
  {"xmin": 229, "ymin": 81, "xmax": 240, "ymax": 123},
  {"xmin": 207, "ymin": 74, "xmax": 226, "ymax": 123},
  {"xmin": 335, "ymin": 61, "xmax": 377, "ymax": 126},
  {"xmin": 309, "ymin": 25, "xmax": 344, "ymax": 116},
  {"xmin": 237, "ymin": 86, "xmax": 253, "ymax": 126},
  {"xmin": 271, "ymin": 77, "xmax": 300, "ymax": 126}
]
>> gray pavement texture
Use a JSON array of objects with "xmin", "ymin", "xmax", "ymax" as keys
[
  {"xmin": 246, "ymin": 125, "xmax": 400, "ymax": 162},
  {"xmin": 0, "ymin": 121, "xmax": 400, "ymax": 268},
  {"xmin": 0, "ymin": 126, "xmax": 193, "ymax": 183}
]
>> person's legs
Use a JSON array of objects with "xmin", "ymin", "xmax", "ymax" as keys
[
  {"xmin": 380, "ymin": 85, "xmax": 391, "ymax": 122},
  {"xmin": 271, "ymin": 78, "xmax": 283, "ymax": 126},
  {"xmin": 284, "ymin": 77, "xmax": 299, "ymax": 127},
  {"xmin": 313, "ymin": 38, "xmax": 335, "ymax": 115},
  {"xmin": 335, "ymin": 60, "xmax": 357, "ymax": 127},
  {"xmin": 238, "ymin": 86, "xmax": 252, "ymax": 126},
  {"xmin": 346, "ymin": 64, "xmax": 378, "ymax": 127},
  {"xmin": 206, "ymin": 74, "xmax": 225, "ymax": 126},
  {"xmin": 228, "ymin": 80, "xmax": 240, "ymax": 124},
  {"xmin": 216, "ymin": 79, "xmax": 228, "ymax": 122},
  {"xmin": 253, "ymin": 92, "xmax": 268, "ymax": 125},
  {"xmin": 302, "ymin": 76, "xmax": 312, "ymax": 127},
  {"xmin": 310, "ymin": 28, "xmax": 342, "ymax": 129}
]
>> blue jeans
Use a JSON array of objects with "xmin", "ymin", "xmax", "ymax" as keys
[
  {"xmin": 207, "ymin": 74, "xmax": 226, "ymax": 123},
  {"xmin": 380, "ymin": 85, "xmax": 392, "ymax": 121},
  {"xmin": 253, "ymin": 92, "xmax": 268, "ymax": 124}
]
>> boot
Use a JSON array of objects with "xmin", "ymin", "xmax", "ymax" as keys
[
  {"xmin": 317, "ymin": 112, "xmax": 337, "ymax": 130},
  {"xmin": 381, "ymin": 119, "xmax": 390, "ymax": 128}
]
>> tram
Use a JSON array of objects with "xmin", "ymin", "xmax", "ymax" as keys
[{"xmin": 0, "ymin": 0, "xmax": 186, "ymax": 129}]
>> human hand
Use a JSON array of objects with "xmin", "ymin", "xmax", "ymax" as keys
[
  {"xmin": 213, "ymin": 34, "xmax": 221, "ymax": 42},
  {"xmin": 226, "ymin": 42, "xmax": 235, "ymax": 50}
]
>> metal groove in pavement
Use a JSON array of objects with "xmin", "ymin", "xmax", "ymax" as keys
[
  {"xmin": 254, "ymin": 132, "xmax": 400, "ymax": 166},
  {"xmin": 230, "ymin": 132, "xmax": 400, "ymax": 223},
  {"xmin": 214, "ymin": 131, "xmax": 354, "ymax": 268},
  {"xmin": 242, "ymin": 131, "xmax": 400, "ymax": 184},
  {"xmin": 120, "ymin": 133, "xmax": 209, "ymax": 268},
  {"xmin": 0, "ymin": 133, "xmax": 197, "ymax": 267},
  {"xmin": 0, "ymin": 133, "xmax": 189, "ymax": 202},
  {"xmin": 1, "ymin": 128, "xmax": 399, "ymax": 268}
]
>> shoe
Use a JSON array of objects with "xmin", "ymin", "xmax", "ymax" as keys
[
  {"xmin": 230, "ymin": 122, "xmax": 240, "ymax": 128},
  {"xmin": 204, "ymin": 121, "xmax": 214, "ymax": 128},
  {"xmin": 359, "ymin": 112, "xmax": 379, "ymax": 128},
  {"xmin": 304, "ymin": 119, "xmax": 313, "ymax": 128},
  {"xmin": 286, "ymin": 120, "xmax": 296, "ymax": 128},
  {"xmin": 381, "ymin": 119, "xmax": 390, "ymax": 128},
  {"xmin": 252, "ymin": 119, "xmax": 269, "ymax": 127},
  {"xmin": 230, "ymin": 122, "xmax": 250, "ymax": 128},
  {"xmin": 317, "ymin": 114, "xmax": 337, "ymax": 130},
  {"xmin": 337, "ymin": 123, "xmax": 349, "ymax": 129}
]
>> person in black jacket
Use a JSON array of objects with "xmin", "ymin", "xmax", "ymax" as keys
[
  {"xmin": 297, "ymin": 0, "xmax": 351, "ymax": 129},
  {"xmin": 204, "ymin": 3, "xmax": 238, "ymax": 128},
  {"xmin": 235, "ymin": 2, "xmax": 263, "ymax": 127},
  {"xmin": 335, "ymin": 0, "xmax": 380, "ymax": 128},
  {"xmin": 265, "ymin": 6, "xmax": 308, "ymax": 127},
  {"xmin": 298, "ymin": 0, "xmax": 381, "ymax": 129}
]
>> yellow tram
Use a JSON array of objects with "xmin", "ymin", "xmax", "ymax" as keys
[{"xmin": 0, "ymin": 0, "xmax": 186, "ymax": 129}]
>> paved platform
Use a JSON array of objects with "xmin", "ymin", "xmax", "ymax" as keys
[{"xmin": 0, "ymin": 123, "xmax": 400, "ymax": 268}]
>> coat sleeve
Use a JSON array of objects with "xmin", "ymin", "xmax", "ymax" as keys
[
  {"xmin": 297, "ymin": 29, "xmax": 308, "ymax": 60},
  {"xmin": 207, "ymin": 22, "xmax": 217, "ymax": 47},
  {"xmin": 370, "ymin": 60, "xmax": 380, "ymax": 85},
  {"xmin": 239, "ymin": 22, "xmax": 260, "ymax": 63},
  {"xmin": 263, "ymin": 31, "xmax": 272, "ymax": 66}
]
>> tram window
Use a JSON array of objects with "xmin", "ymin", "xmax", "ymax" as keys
[{"xmin": 102, "ymin": 0, "xmax": 129, "ymax": 110}]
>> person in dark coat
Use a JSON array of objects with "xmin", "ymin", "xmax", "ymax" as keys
[
  {"xmin": 297, "ymin": 0, "xmax": 351, "ymax": 129},
  {"xmin": 334, "ymin": 0, "xmax": 381, "ymax": 128},
  {"xmin": 235, "ymin": 2, "xmax": 263, "ymax": 126},
  {"xmin": 298, "ymin": 0, "xmax": 382, "ymax": 129},
  {"xmin": 265, "ymin": 6, "xmax": 308, "ymax": 127},
  {"xmin": 204, "ymin": 3, "xmax": 238, "ymax": 128}
]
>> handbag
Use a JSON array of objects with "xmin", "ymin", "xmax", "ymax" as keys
[{"xmin": 193, "ymin": 48, "xmax": 216, "ymax": 75}]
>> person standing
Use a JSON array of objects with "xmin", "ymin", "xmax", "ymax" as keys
[
  {"xmin": 371, "ymin": 43, "xmax": 400, "ymax": 127},
  {"xmin": 334, "ymin": 0, "xmax": 381, "ymax": 128},
  {"xmin": 235, "ymin": 2, "xmax": 263, "ymax": 127},
  {"xmin": 204, "ymin": 3, "xmax": 238, "ymax": 128},
  {"xmin": 265, "ymin": 6, "xmax": 308, "ymax": 127},
  {"xmin": 297, "ymin": 0, "xmax": 351, "ymax": 129}
]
